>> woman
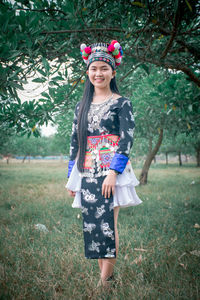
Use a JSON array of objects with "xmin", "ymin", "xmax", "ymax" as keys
[{"xmin": 66, "ymin": 41, "xmax": 142, "ymax": 288}]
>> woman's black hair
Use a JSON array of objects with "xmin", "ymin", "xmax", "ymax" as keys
[{"xmin": 77, "ymin": 69, "xmax": 120, "ymax": 173}]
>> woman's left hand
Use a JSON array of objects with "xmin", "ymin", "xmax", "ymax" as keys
[
  {"xmin": 67, "ymin": 189, "xmax": 76, "ymax": 197},
  {"xmin": 102, "ymin": 170, "xmax": 117, "ymax": 198}
]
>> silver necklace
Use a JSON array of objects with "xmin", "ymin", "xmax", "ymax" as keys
[{"xmin": 88, "ymin": 93, "xmax": 114, "ymax": 132}]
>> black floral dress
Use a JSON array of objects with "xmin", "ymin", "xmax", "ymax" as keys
[{"xmin": 67, "ymin": 96, "xmax": 135, "ymax": 259}]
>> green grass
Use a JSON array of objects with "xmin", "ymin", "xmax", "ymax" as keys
[{"xmin": 0, "ymin": 161, "xmax": 199, "ymax": 300}]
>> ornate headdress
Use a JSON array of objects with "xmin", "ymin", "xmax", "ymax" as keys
[{"xmin": 80, "ymin": 40, "xmax": 123, "ymax": 69}]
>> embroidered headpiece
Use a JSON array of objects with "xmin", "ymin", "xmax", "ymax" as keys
[{"xmin": 80, "ymin": 40, "xmax": 123, "ymax": 69}]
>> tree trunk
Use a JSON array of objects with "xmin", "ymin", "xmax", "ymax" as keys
[
  {"xmin": 139, "ymin": 129, "xmax": 164, "ymax": 185},
  {"xmin": 196, "ymin": 147, "xmax": 200, "ymax": 167},
  {"xmin": 178, "ymin": 151, "xmax": 182, "ymax": 166},
  {"xmin": 154, "ymin": 156, "xmax": 156, "ymax": 163},
  {"xmin": 149, "ymin": 136, "xmax": 152, "ymax": 153},
  {"xmin": 22, "ymin": 155, "xmax": 27, "ymax": 163},
  {"xmin": 166, "ymin": 152, "xmax": 168, "ymax": 165}
]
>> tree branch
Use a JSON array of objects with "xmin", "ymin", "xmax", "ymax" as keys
[
  {"xmin": 154, "ymin": 23, "xmax": 200, "ymax": 60},
  {"xmin": 41, "ymin": 28, "xmax": 125, "ymax": 34},
  {"xmin": 178, "ymin": 65, "xmax": 200, "ymax": 86},
  {"xmin": 175, "ymin": 39, "xmax": 200, "ymax": 60},
  {"xmin": 13, "ymin": 7, "xmax": 68, "ymax": 16},
  {"xmin": 160, "ymin": 0, "xmax": 181, "ymax": 59},
  {"xmin": 179, "ymin": 25, "xmax": 200, "ymax": 35},
  {"xmin": 126, "ymin": 52, "xmax": 200, "ymax": 87},
  {"xmin": 119, "ymin": 63, "xmax": 142, "ymax": 82},
  {"xmin": 151, "ymin": 128, "xmax": 164, "ymax": 158}
]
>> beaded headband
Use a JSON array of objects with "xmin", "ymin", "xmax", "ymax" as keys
[{"xmin": 80, "ymin": 40, "xmax": 123, "ymax": 69}]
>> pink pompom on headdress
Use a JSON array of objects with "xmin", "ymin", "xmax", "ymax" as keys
[
  {"xmin": 80, "ymin": 40, "xmax": 123, "ymax": 68},
  {"xmin": 80, "ymin": 44, "xmax": 92, "ymax": 60},
  {"xmin": 108, "ymin": 44, "xmax": 115, "ymax": 52},
  {"xmin": 107, "ymin": 40, "xmax": 123, "ymax": 63},
  {"xmin": 84, "ymin": 47, "xmax": 92, "ymax": 54}
]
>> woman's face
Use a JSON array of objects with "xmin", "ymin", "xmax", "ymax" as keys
[{"xmin": 86, "ymin": 61, "xmax": 116, "ymax": 89}]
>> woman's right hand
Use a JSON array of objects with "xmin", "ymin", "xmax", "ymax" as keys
[{"xmin": 67, "ymin": 189, "xmax": 76, "ymax": 197}]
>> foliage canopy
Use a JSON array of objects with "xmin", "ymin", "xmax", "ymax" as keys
[{"xmin": 0, "ymin": 0, "xmax": 199, "ymax": 135}]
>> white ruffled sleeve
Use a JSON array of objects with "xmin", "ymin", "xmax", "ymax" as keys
[{"xmin": 65, "ymin": 161, "xmax": 143, "ymax": 208}]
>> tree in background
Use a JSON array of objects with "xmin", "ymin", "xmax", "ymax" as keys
[
  {"xmin": 129, "ymin": 67, "xmax": 199, "ymax": 184},
  {"xmin": 130, "ymin": 68, "xmax": 171, "ymax": 183},
  {"xmin": 0, "ymin": 0, "xmax": 199, "ymax": 135},
  {"xmin": 160, "ymin": 132, "xmax": 195, "ymax": 165},
  {"xmin": 0, "ymin": 131, "xmax": 69, "ymax": 162},
  {"xmin": 162, "ymin": 72, "xmax": 200, "ymax": 167}
]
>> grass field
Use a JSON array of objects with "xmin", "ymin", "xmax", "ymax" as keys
[{"xmin": 0, "ymin": 161, "xmax": 199, "ymax": 300}]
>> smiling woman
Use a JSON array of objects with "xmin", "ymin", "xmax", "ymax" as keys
[
  {"xmin": 65, "ymin": 41, "xmax": 143, "ymax": 289},
  {"xmin": 86, "ymin": 61, "xmax": 116, "ymax": 98}
]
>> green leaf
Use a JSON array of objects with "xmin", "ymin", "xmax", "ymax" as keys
[
  {"xmin": 33, "ymin": 129, "xmax": 40, "ymax": 137},
  {"xmin": 131, "ymin": 1, "xmax": 146, "ymax": 8},
  {"xmin": 42, "ymin": 57, "xmax": 50, "ymax": 76},
  {"xmin": 141, "ymin": 64, "xmax": 150, "ymax": 75},
  {"xmin": 8, "ymin": 86, "xmax": 14, "ymax": 97},
  {"xmin": 39, "ymin": 98, "xmax": 48, "ymax": 102},
  {"xmin": 9, "ymin": 68, "xmax": 22, "ymax": 79},
  {"xmin": 49, "ymin": 88, "xmax": 55, "ymax": 98},
  {"xmin": 41, "ymin": 92, "xmax": 50, "ymax": 99},
  {"xmin": 17, "ymin": 97, "xmax": 21, "ymax": 105},
  {"xmin": 10, "ymin": 82, "xmax": 24, "ymax": 90},
  {"xmin": 185, "ymin": 0, "xmax": 192, "ymax": 12},
  {"xmin": 51, "ymin": 76, "xmax": 64, "ymax": 81},
  {"xmin": 8, "ymin": 51, "xmax": 21, "ymax": 60},
  {"xmin": 37, "ymin": 69, "xmax": 47, "ymax": 77},
  {"xmin": 49, "ymin": 81, "xmax": 58, "ymax": 86},
  {"xmin": 20, "ymin": 131, "xmax": 28, "ymax": 137},
  {"xmin": 32, "ymin": 78, "xmax": 46, "ymax": 83}
]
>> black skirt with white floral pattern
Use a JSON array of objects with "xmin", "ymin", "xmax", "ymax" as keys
[{"xmin": 81, "ymin": 175, "xmax": 116, "ymax": 259}]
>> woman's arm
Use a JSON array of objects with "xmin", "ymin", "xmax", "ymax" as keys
[
  {"xmin": 109, "ymin": 98, "xmax": 135, "ymax": 173},
  {"xmin": 102, "ymin": 99, "xmax": 135, "ymax": 198}
]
